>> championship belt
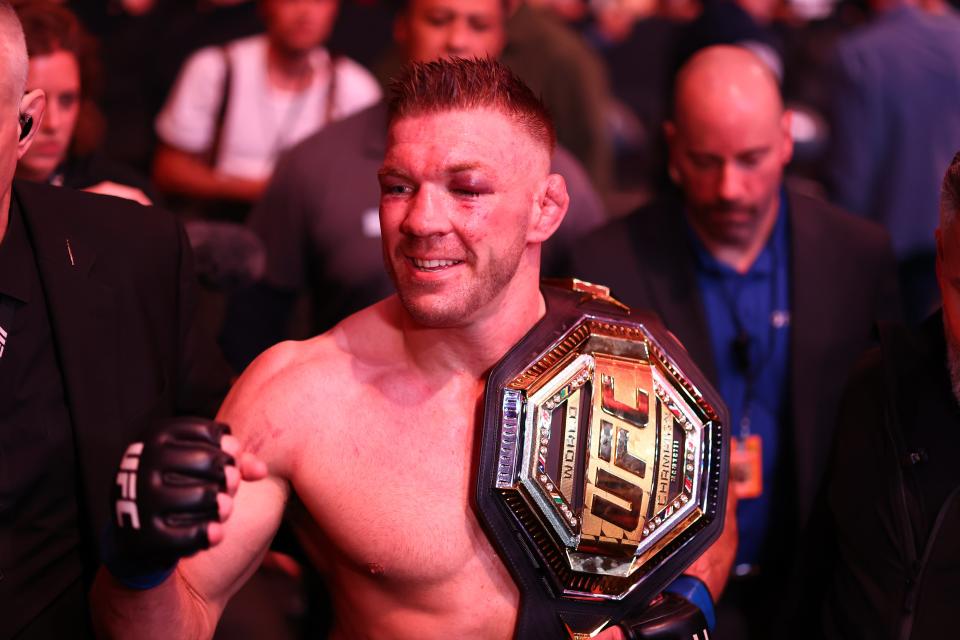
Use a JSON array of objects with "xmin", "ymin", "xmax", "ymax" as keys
[{"xmin": 476, "ymin": 280, "xmax": 729, "ymax": 639}]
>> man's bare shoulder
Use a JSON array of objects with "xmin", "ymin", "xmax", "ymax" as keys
[{"xmin": 216, "ymin": 299, "xmax": 403, "ymax": 470}]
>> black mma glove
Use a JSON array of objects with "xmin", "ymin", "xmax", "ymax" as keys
[
  {"xmin": 619, "ymin": 576, "xmax": 715, "ymax": 640},
  {"xmin": 103, "ymin": 417, "xmax": 234, "ymax": 589}
]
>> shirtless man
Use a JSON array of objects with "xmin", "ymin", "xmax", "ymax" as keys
[{"xmin": 92, "ymin": 58, "xmax": 733, "ymax": 639}]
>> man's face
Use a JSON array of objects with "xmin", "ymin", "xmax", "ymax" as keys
[
  {"xmin": 378, "ymin": 108, "xmax": 546, "ymax": 327},
  {"xmin": 263, "ymin": 0, "xmax": 338, "ymax": 55},
  {"xmin": 397, "ymin": 0, "xmax": 506, "ymax": 63},
  {"xmin": 18, "ymin": 50, "xmax": 79, "ymax": 181},
  {"xmin": 667, "ymin": 100, "xmax": 792, "ymax": 249}
]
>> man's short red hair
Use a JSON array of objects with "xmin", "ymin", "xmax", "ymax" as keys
[{"xmin": 387, "ymin": 57, "xmax": 556, "ymax": 154}]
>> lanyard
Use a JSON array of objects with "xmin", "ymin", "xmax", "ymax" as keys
[{"xmin": 716, "ymin": 249, "xmax": 784, "ymax": 439}]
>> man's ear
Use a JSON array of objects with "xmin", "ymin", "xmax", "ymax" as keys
[
  {"xmin": 527, "ymin": 173, "xmax": 569, "ymax": 244},
  {"xmin": 17, "ymin": 89, "xmax": 45, "ymax": 159}
]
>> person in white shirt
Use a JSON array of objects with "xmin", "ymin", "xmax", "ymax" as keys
[{"xmin": 153, "ymin": 0, "xmax": 381, "ymax": 212}]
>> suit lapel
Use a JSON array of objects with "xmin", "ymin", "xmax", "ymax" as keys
[
  {"xmin": 16, "ymin": 185, "xmax": 120, "ymax": 546},
  {"xmin": 786, "ymin": 190, "xmax": 830, "ymax": 523},
  {"xmin": 629, "ymin": 202, "xmax": 718, "ymax": 383}
]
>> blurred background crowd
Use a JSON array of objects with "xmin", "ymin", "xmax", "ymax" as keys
[
  {"xmin": 19, "ymin": 0, "xmax": 960, "ymax": 356},
  {"xmin": 7, "ymin": 0, "xmax": 960, "ymax": 638},
  {"xmin": 17, "ymin": 0, "xmax": 960, "ymax": 332}
]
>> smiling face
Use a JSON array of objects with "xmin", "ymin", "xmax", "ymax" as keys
[
  {"xmin": 17, "ymin": 49, "xmax": 79, "ymax": 181},
  {"xmin": 378, "ymin": 108, "xmax": 550, "ymax": 328}
]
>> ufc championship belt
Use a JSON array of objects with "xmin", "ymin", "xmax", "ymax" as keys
[{"xmin": 477, "ymin": 281, "xmax": 729, "ymax": 639}]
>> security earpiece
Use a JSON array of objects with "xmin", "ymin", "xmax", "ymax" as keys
[{"xmin": 18, "ymin": 113, "xmax": 32, "ymax": 141}]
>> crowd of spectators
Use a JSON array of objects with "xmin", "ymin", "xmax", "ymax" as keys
[
  {"xmin": 36, "ymin": 0, "xmax": 960, "ymax": 323},
  {"xmin": 6, "ymin": 0, "xmax": 960, "ymax": 638}
]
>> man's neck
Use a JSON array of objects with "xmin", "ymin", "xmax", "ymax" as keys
[
  {"xmin": 266, "ymin": 41, "xmax": 316, "ymax": 91},
  {"xmin": 692, "ymin": 196, "xmax": 781, "ymax": 275}
]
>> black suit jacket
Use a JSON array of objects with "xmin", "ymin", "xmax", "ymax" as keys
[
  {"xmin": 12, "ymin": 181, "xmax": 230, "ymax": 607},
  {"xmin": 569, "ymin": 188, "xmax": 900, "ymax": 544}
]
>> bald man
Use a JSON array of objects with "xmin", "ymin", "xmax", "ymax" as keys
[
  {"xmin": 0, "ymin": 3, "xmax": 229, "ymax": 636},
  {"xmin": 571, "ymin": 45, "xmax": 900, "ymax": 639}
]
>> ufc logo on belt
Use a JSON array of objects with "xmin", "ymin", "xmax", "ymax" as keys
[
  {"xmin": 582, "ymin": 355, "xmax": 656, "ymax": 543},
  {"xmin": 115, "ymin": 442, "xmax": 144, "ymax": 529}
]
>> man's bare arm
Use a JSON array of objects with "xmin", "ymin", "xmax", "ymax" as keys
[
  {"xmin": 153, "ymin": 143, "xmax": 266, "ymax": 203},
  {"xmin": 686, "ymin": 478, "xmax": 738, "ymax": 601},
  {"xmin": 91, "ymin": 348, "xmax": 300, "ymax": 638}
]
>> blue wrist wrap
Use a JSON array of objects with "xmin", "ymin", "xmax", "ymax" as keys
[
  {"xmin": 100, "ymin": 521, "xmax": 176, "ymax": 590},
  {"xmin": 664, "ymin": 574, "xmax": 716, "ymax": 631}
]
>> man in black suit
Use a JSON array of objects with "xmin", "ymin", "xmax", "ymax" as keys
[
  {"xmin": 0, "ymin": 4, "xmax": 229, "ymax": 637},
  {"xmin": 571, "ymin": 45, "xmax": 900, "ymax": 639},
  {"xmin": 820, "ymin": 152, "xmax": 960, "ymax": 640}
]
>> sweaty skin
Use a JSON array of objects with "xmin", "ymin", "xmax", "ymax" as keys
[{"xmin": 229, "ymin": 299, "xmax": 522, "ymax": 639}]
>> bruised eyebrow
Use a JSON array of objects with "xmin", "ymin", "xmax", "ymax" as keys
[{"xmin": 377, "ymin": 162, "xmax": 491, "ymax": 180}]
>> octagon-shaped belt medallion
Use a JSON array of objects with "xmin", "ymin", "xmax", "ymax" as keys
[{"xmin": 477, "ymin": 281, "xmax": 729, "ymax": 639}]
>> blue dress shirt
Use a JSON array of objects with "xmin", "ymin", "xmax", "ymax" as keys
[{"xmin": 688, "ymin": 193, "xmax": 791, "ymax": 568}]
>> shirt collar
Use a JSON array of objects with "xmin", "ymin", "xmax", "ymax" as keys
[
  {"xmin": 686, "ymin": 187, "xmax": 789, "ymax": 279},
  {"xmin": 0, "ymin": 199, "xmax": 33, "ymax": 303}
]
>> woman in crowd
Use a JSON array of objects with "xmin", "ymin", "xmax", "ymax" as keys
[{"xmin": 14, "ymin": 1, "xmax": 154, "ymax": 205}]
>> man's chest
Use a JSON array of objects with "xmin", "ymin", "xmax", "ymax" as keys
[{"xmin": 292, "ymin": 397, "xmax": 500, "ymax": 584}]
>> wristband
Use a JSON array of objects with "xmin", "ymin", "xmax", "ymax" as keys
[
  {"xmin": 664, "ymin": 574, "xmax": 716, "ymax": 631},
  {"xmin": 100, "ymin": 521, "xmax": 177, "ymax": 590}
]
